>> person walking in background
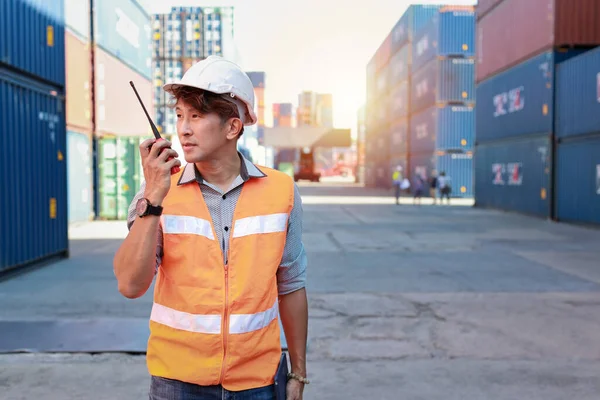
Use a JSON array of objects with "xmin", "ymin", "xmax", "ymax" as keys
[
  {"xmin": 438, "ymin": 171, "xmax": 452, "ymax": 204},
  {"xmin": 392, "ymin": 165, "xmax": 404, "ymax": 205},
  {"xmin": 429, "ymin": 170, "xmax": 438, "ymax": 205},
  {"xmin": 413, "ymin": 174, "xmax": 425, "ymax": 205}
]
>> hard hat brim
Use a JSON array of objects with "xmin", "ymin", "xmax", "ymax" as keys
[{"xmin": 163, "ymin": 81, "xmax": 258, "ymax": 126}]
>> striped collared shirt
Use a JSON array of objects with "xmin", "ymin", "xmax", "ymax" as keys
[{"xmin": 127, "ymin": 152, "xmax": 307, "ymax": 295}]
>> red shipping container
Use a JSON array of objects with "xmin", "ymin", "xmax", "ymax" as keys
[
  {"xmin": 376, "ymin": 33, "xmax": 392, "ymax": 71},
  {"xmin": 475, "ymin": 0, "xmax": 503, "ymax": 20},
  {"xmin": 477, "ymin": 0, "xmax": 600, "ymax": 83},
  {"xmin": 95, "ymin": 47, "xmax": 154, "ymax": 137},
  {"xmin": 65, "ymin": 32, "xmax": 92, "ymax": 133}
]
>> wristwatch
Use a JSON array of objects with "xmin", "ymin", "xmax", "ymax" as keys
[{"xmin": 136, "ymin": 198, "xmax": 163, "ymax": 218}]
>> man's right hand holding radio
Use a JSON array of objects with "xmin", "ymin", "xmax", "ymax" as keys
[{"xmin": 140, "ymin": 138, "xmax": 181, "ymax": 205}]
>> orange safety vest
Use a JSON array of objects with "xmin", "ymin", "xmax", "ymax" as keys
[{"xmin": 146, "ymin": 166, "xmax": 294, "ymax": 391}]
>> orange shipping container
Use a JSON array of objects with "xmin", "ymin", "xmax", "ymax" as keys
[
  {"xmin": 65, "ymin": 32, "xmax": 92, "ymax": 132},
  {"xmin": 278, "ymin": 115, "xmax": 291, "ymax": 127},
  {"xmin": 95, "ymin": 47, "xmax": 154, "ymax": 137}
]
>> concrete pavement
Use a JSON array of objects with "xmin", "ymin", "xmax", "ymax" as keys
[{"xmin": 1, "ymin": 183, "xmax": 600, "ymax": 399}]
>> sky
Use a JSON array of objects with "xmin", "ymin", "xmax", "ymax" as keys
[{"xmin": 143, "ymin": 0, "xmax": 477, "ymax": 133}]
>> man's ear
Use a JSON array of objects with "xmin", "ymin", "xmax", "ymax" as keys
[{"xmin": 225, "ymin": 118, "xmax": 243, "ymax": 140}]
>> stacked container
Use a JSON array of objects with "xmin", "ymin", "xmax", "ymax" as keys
[
  {"xmin": 410, "ymin": 6, "xmax": 476, "ymax": 197},
  {"xmin": 474, "ymin": 0, "xmax": 600, "ymax": 218},
  {"xmin": 273, "ymin": 103, "xmax": 297, "ymax": 177},
  {"xmin": 0, "ymin": 0, "xmax": 69, "ymax": 272},
  {"xmin": 554, "ymin": 47, "xmax": 600, "ymax": 225},
  {"xmin": 94, "ymin": 0, "xmax": 153, "ymax": 220},
  {"xmin": 64, "ymin": 0, "xmax": 93, "ymax": 224}
]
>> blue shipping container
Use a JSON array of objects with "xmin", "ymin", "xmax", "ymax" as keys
[
  {"xmin": 476, "ymin": 50, "xmax": 583, "ymax": 143},
  {"xmin": 0, "ymin": 67, "xmax": 68, "ymax": 272},
  {"xmin": 67, "ymin": 130, "xmax": 92, "ymax": 223},
  {"xmin": 391, "ymin": 4, "xmax": 440, "ymax": 54},
  {"xmin": 390, "ymin": 119, "xmax": 409, "ymax": 154},
  {"xmin": 95, "ymin": 0, "xmax": 152, "ymax": 79},
  {"xmin": 1, "ymin": 0, "xmax": 66, "ymax": 87},
  {"xmin": 389, "ymin": 43, "xmax": 411, "ymax": 86},
  {"xmin": 436, "ymin": 105, "xmax": 475, "ymax": 150},
  {"xmin": 474, "ymin": 135, "xmax": 552, "ymax": 218},
  {"xmin": 556, "ymin": 47, "xmax": 600, "ymax": 138},
  {"xmin": 555, "ymin": 135, "xmax": 600, "ymax": 225},
  {"xmin": 412, "ymin": 8, "xmax": 475, "ymax": 71},
  {"xmin": 389, "ymin": 80, "xmax": 409, "ymax": 121},
  {"xmin": 436, "ymin": 153, "xmax": 473, "ymax": 197},
  {"xmin": 247, "ymin": 71, "xmax": 265, "ymax": 89},
  {"xmin": 411, "ymin": 58, "xmax": 475, "ymax": 113}
]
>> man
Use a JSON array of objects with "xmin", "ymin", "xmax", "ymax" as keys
[
  {"xmin": 113, "ymin": 56, "xmax": 309, "ymax": 400},
  {"xmin": 438, "ymin": 171, "xmax": 452, "ymax": 204},
  {"xmin": 392, "ymin": 165, "xmax": 403, "ymax": 205},
  {"xmin": 429, "ymin": 170, "xmax": 438, "ymax": 205}
]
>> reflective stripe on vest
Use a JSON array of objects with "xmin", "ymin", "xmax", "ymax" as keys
[{"xmin": 150, "ymin": 298, "xmax": 279, "ymax": 335}]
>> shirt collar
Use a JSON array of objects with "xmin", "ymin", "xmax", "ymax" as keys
[{"xmin": 177, "ymin": 151, "xmax": 267, "ymax": 186}]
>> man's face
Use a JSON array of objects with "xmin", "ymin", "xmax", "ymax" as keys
[{"xmin": 175, "ymin": 99, "xmax": 227, "ymax": 163}]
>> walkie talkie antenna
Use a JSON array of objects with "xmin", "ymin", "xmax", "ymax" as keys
[
  {"xmin": 129, "ymin": 80, "xmax": 180, "ymax": 174},
  {"xmin": 130, "ymin": 81, "xmax": 161, "ymax": 140}
]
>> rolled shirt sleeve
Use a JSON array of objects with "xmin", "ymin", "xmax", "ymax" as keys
[{"xmin": 277, "ymin": 183, "xmax": 308, "ymax": 295}]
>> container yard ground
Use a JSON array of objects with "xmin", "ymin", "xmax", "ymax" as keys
[{"xmin": 1, "ymin": 183, "xmax": 600, "ymax": 399}]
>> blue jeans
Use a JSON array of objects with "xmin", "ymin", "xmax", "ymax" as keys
[{"xmin": 149, "ymin": 376, "xmax": 276, "ymax": 400}]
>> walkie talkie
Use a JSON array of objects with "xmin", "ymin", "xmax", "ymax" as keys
[{"xmin": 129, "ymin": 81, "xmax": 180, "ymax": 175}]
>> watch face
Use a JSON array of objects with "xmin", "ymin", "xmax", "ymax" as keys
[{"xmin": 136, "ymin": 198, "xmax": 148, "ymax": 216}]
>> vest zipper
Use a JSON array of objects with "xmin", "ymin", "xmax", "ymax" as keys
[{"xmin": 220, "ymin": 263, "xmax": 230, "ymax": 384}]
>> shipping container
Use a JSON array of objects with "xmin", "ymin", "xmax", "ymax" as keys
[
  {"xmin": 474, "ymin": 135, "xmax": 552, "ymax": 217},
  {"xmin": 375, "ymin": 33, "xmax": 392, "ymax": 71},
  {"xmin": 65, "ymin": 31, "xmax": 92, "ymax": 132},
  {"xmin": 95, "ymin": 47, "xmax": 154, "ymax": 137},
  {"xmin": 0, "ymin": 67, "xmax": 68, "ymax": 272},
  {"xmin": 389, "ymin": 80, "xmax": 409, "ymax": 120},
  {"xmin": 409, "ymin": 151, "xmax": 436, "ymax": 180},
  {"xmin": 436, "ymin": 152, "xmax": 473, "ymax": 197},
  {"xmin": 411, "ymin": 57, "xmax": 475, "ymax": 113},
  {"xmin": 64, "ymin": 0, "xmax": 90, "ymax": 40},
  {"xmin": 366, "ymin": 57, "xmax": 377, "ymax": 104},
  {"xmin": 412, "ymin": 7, "xmax": 475, "ymax": 71},
  {"xmin": 375, "ymin": 161, "xmax": 391, "ymax": 189},
  {"xmin": 98, "ymin": 136, "xmax": 143, "ymax": 220},
  {"xmin": 1, "ymin": 0, "xmax": 66, "ymax": 87},
  {"xmin": 375, "ymin": 63, "xmax": 390, "ymax": 98},
  {"xmin": 67, "ymin": 130, "xmax": 92, "ymax": 223},
  {"xmin": 556, "ymin": 46, "xmax": 600, "ymax": 138},
  {"xmin": 389, "ymin": 44, "xmax": 411, "ymax": 86},
  {"xmin": 476, "ymin": 50, "xmax": 582, "ymax": 143},
  {"xmin": 247, "ymin": 71, "xmax": 265, "ymax": 88},
  {"xmin": 390, "ymin": 4, "xmax": 441, "ymax": 53},
  {"xmin": 409, "ymin": 107, "xmax": 437, "ymax": 154},
  {"xmin": 475, "ymin": 0, "xmax": 503, "ymax": 21},
  {"xmin": 95, "ymin": 0, "xmax": 152, "ymax": 79},
  {"xmin": 390, "ymin": 119, "xmax": 409, "ymax": 155},
  {"xmin": 476, "ymin": 0, "xmax": 600, "ymax": 83},
  {"xmin": 365, "ymin": 163, "xmax": 377, "ymax": 187},
  {"xmin": 555, "ymin": 135, "xmax": 600, "ymax": 225}
]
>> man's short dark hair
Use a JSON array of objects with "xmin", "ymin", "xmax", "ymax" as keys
[{"xmin": 169, "ymin": 86, "xmax": 244, "ymax": 137}]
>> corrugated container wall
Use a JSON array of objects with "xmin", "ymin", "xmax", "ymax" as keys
[
  {"xmin": 475, "ymin": 0, "xmax": 503, "ymax": 20},
  {"xmin": 474, "ymin": 135, "xmax": 552, "ymax": 217},
  {"xmin": 390, "ymin": 119, "xmax": 409, "ymax": 155},
  {"xmin": 95, "ymin": 0, "xmax": 152, "ymax": 79},
  {"xmin": 436, "ymin": 153, "xmax": 473, "ymax": 197},
  {"xmin": 65, "ymin": 32, "xmax": 92, "ymax": 132},
  {"xmin": 410, "ymin": 151, "xmax": 436, "ymax": 179},
  {"xmin": 391, "ymin": 4, "xmax": 441, "ymax": 53},
  {"xmin": 556, "ymin": 47, "xmax": 600, "ymax": 138},
  {"xmin": 389, "ymin": 80, "xmax": 409, "ymax": 120},
  {"xmin": 476, "ymin": 0, "xmax": 600, "ymax": 83},
  {"xmin": 409, "ymin": 107, "xmax": 437, "ymax": 154},
  {"xmin": 95, "ymin": 47, "xmax": 154, "ymax": 137},
  {"xmin": 390, "ymin": 44, "xmax": 411, "ymax": 85},
  {"xmin": 555, "ymin": 136, "xmax": 600, "ymax": 225},
  {"xmin": 411, "ymin": 58, "xmax": 475, "ymax": 113},
  {"xmin": 0, "ymin": 68, "xmax": 68, "ymax": 272},
  {"xmin": 67, "ymin": 130, "xmax": 92, "ymax": 223},
  {"xmin": 64, "ymin": 0, "xmax": 90, "ymax": 40},
  {"xmin": 0, "ymin": 0, "xmax": 66, "ymax": 87},
  {"xmin": 436, "ymin": 105, "xmax": 475, "ymax": 151},
  {"xmin": 412, "ymin": 8, "xmax": 475, "ymax": 71}
]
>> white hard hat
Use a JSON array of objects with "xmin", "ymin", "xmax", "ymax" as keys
[{"xmin": 163, "ymin": 56, "xmax": 257, "ymax": 126}]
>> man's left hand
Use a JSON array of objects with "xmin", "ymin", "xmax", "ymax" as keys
[{"xmin": 286, "ymin": 379, "xmax": 304, "ymax": 400}]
